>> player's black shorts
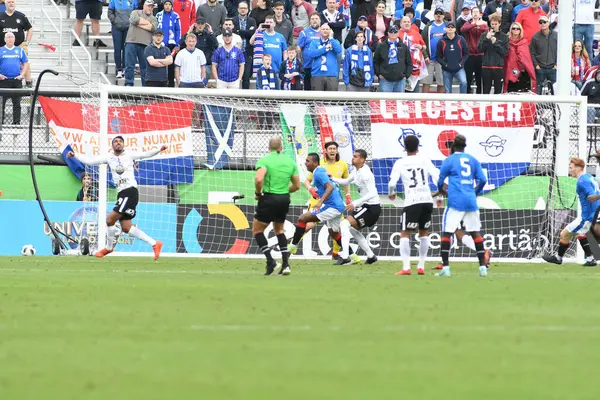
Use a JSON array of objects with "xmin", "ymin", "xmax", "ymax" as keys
[
  {"xmin": 113, "ymin": 187, "xmax": 139, "ymax": 220},
  {"xmin": 593, "ymin": 206, "xmax": 600, "ymax": 226},
  {"xmin": 75, "ymin": 0, "xmax": 103, "ymax": 20},
  {"xmin": 352, "ymin": 204, "xmax": 381, "ymax": 229},
  {"xmin": 254, "ymin": 193, "xmax": 290, "ymax": 224},
  {"xmin": 402, "ymin": 203, "xmax": 433, "ymax": 231}
]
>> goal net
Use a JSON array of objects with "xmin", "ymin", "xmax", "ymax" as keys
[{"xmin": 66, "ymin": 87, "xmax": 587, "ymax": 262}]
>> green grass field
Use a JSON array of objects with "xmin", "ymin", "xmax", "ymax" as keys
[{"xmin": 1, "ymin": 257, "xmax": 600, "ymax": 400}]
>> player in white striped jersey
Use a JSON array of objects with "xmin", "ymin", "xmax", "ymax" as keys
[
  {"xmin": 331, "ymin": 149, "xmax": 381, "ymax": 265},
  {"xmin": 388, "ymin": 135, "xmax": 440, "ymax": 276},
  {"xmin": 67, "ymin": 136, "xmax": 167, "ymax": 260}
]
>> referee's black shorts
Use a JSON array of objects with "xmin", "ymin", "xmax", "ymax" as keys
[{"xmin": 255, "ymin": 193, "xmax": 291, "ymax": 224}]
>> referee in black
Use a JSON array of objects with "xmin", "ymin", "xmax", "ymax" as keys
[{"xmin": 253, "ymin": 137, "xmax": 301, "ymax": 276}]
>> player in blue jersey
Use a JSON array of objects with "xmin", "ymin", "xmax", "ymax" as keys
[
  {"xmin": 543, "ymin": 157, "xmax": 600, "ymax": 266},
  {"xmin": 288, "ymin": 153, "xmax": 358, "ymax": 264},
  {"xmin": 436, "ymin": 134, "xmax": 489, "ymax": 277}
]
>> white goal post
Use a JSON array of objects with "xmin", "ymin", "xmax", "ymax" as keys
[{"xmin": 84, "ymin": 85, "xmax": 588, "ymax": 262}]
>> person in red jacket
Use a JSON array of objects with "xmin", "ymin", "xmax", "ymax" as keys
[
  {"xmin": 515, "ymin": 0, "xmax": 546, "ymax": 43},
  {"xmin": 504, "ymin": 22, "xmax": 536, "ymax": 93},
  {"xmin": 172, "ymin": 0, "xmax": 196, "ymax": 40},
  {"xmin": 368, "ymin": 1, "xmax": 391, "ymax": 43},
  {"xmin": 460, "ymin": 6, "xmax": 488, "ymax": 94}
]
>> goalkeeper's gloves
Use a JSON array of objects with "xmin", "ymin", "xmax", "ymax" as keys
[
  {"xmin": 309, "ymin": 187, "xmax": 319, "ymax": 199},
  {"xmin": 345, "ymin": 194, "xmax": 352, "ymax": 204}
]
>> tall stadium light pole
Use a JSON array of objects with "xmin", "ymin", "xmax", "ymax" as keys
[{"xmin": 555, "ymin": 0, "xmax": 575, "ymax": 177}]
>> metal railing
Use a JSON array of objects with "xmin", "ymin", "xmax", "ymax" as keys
[
  {"xmin": 40, "ymin": 0, "xmax": 63, "ymax": 65},
  {"xmin": 68, "ymin": 29, "xmax": 92, "ymax": 83}
]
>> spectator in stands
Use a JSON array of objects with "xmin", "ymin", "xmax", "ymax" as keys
[
  {"xmin": 233, "ymin": 2, "xmax": 256, "ymax": 89},
  {"xmin": 251, "ymin": 15, "xmax": 287, "ymax": 74},
  {"xmin": 461, "ymin": 7, "xmax": 487, "ymax": 94},
  {"xmin": 297, "ymin": 12, "xmax": 321, "ymax": 90},
  {"xmin": 454, "ymin": 5, "xmax": 471, "ymax": 32},
  {"xmin": 212, "ymin": 29, "xmax": 245, "ymax": 88},
  {"xmin": 250, "ymin": 0, "xmax": 270, "ymax": 25},
  {"xmin": 420, "ymin": 8, "xmax": 445, "ymax": 93},
  {"xmin": 76, "ymin": 172, "xmax": 98, "ymax": 202},
  {"xmin": 515, "ymin": 0, "xmax": 545, "ymax": 43},
  {"xmin": 0, "ymin": 31, "xmax": 27, "ymax": 124},
  {"xmin": 172, "ymin": 0, "xmax": 196, "ymax": 38},
  {"xmin": 436, "ymin": 22, "xmax": 468, "ymax": 93},
  {"xmin": 306, "ymin": 23, "xmax": 342, "ymax": 90},
  {"xmin": 530, "ymin": 15, "xmax": 556, "ymax": 94},
  {"xmin": 0, "ymin": 0, "xmax": 5, "ymax": 13},
  {"xmin": 368, "ymin": 2, "xmax": 390, "ymax": 43},
  {"xmin": 157, "ymin": 0, "xmax": 181, "ymax": 87},
  {"xmin": 399, "ymin": 16, "xmax": 425, "ymax": 92},
  {"xmin": 344, "ymin": 15, "xmax": 375, "ymax": 49},
  {"xmin": 217, "ymin": 18, "xmax": 243, "ymax": 48},
  {"xmin": 320, "ymin": 0, "xmax": 345, "ymax": 44},
  {"xmin": 572, "ymin": 40, "xmax": 591, "ymax": 90},
  {"xmin": 483, "ymin": 0, "xmax": 513, "ymax": 33},
  {"xmin": 273, "ymin": 2, "xmax": 293, "ymax": 46},
  {"xmin": 453, "ymin": 0, "xmax": 482, "ymax": 24},
  {"xmin": 343, "ymin": 30, "xmax": 374, "ymax": 91},
  {"xmin": 256, "ymin": 53, "xmax": 280, "ymax": 89},
  {"xmin": 144, "ymin": 30, "xmax": 173, "ymax": 86},
  {"xmin": 197, "ymin": 0, "xmax": 227, "ymax": 35},
  {"xmin": 511, "ymin": 0, "xmax": 529, "ymax": 23},
  {"xmin": 581, "ymin": 69, "xmax": 600, "ymax": 123},
  {"xmin": 175, "ymin": 33, "xmax": 206, "ymax": 87},
  {"xmin": 0, "ymin": 0, "xmax": 31, "ymax": 87},
  {"xmin": 575, "ymin": 0, "xmax": 596, "ymax": 58},
  {"xmin": 291, "ymin": 0, "xmax": 315, "ymax": 42},
  {"xmin": 280, "ymin": 47, "xmax": 303, "ymax": 89},
  {"xmin": 351, "ymin": 0, "xmax": 374, "ymax": 30},
  {"xmin": 72, "ymin": 0, "xmax": 107, "ymax": 48},
  {"xmin": 402, "ymin": 8, "xmax": 421, "ymax": 35},
  {"xmin": 374, "ymin": 25, "xmax": 412, "ymax": 92},
  {"xmin": 224, "ymin": 0, "xmax": 240, "ymax": 17},
  {"xmin": 394, "ymin": 0, "xmax": 421, "ymax": 21},
  {"xmin": 182, "ymin": 17, "xmax": 218, "ymax": 80},
  {"xmin": 125, "ymin": 0, "xmax": 158, "ymax": 86},
  {"xmin": 504, "ymin": 22, "xmax": 536, "ymax": 92},
  {"xmin": 108, "ymin": 0, "xmax": 137, "ymax": 80},
  {"xmin": 478, "ymin": 14, "xmax": 508, "ymax": 94}
]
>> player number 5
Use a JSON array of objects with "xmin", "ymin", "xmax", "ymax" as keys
[{"xmin": 460, "ymin": 158, "xmax": 471, "ymax": 177}]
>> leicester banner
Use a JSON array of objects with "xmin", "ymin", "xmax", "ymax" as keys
[
  {"xmin": 370, "ymin": 100, "xmax": 537, "ymax": 194},
  {"xmin": 317, "ymin": 105, "xmax": 355, "ymax": 167},
  {"xmin": 203, "ymin": 104, "xmax": 235, "ymax": 169},
  {"xmin": 279, "ymin": 104, "xmax": 319, "ymax": 180},
  {"xmin": 39, "ymin": 96, "xmax": 195, "ymax": 185}
]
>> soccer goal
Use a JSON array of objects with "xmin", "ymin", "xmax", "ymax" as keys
[{"xmin": 76, "ymin": 86, "xmax": 588, "ymax": 262}]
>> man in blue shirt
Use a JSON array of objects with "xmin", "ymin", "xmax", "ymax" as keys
[
  {"xmin": 250, "ymin": 15, "xmax": 287, "ymax": 73},
  {"xmin": 436, "ymin": 134, "xmax": 488, "ymax": 277},
  {"xmin": 0, "ymin": 31, "xmax": 28, "ymax": 124},
  {"xmin": 544, "ymin": 157, "xmax": 600, "ymax": 266},
  {"xmin": 288, "ymin": 152, "xmax": 357, "ymax": 263},
  {"xmin": 144, "ymin": 30, "xmax": 173, "ymax": 87},
  {"xmin": 211, "ymin": 30, "xmax": 245, "ymax": 88},
  {"xmin": 156, "ymin": 0, "xmax": 181, "ymax": 87},
  {"xmin": 306, "ymin": 23, "xmax": 342, "ymax": 91},
  {"xmin": 297, "ymin": 13, "xmax": 321, "ymax": 91}
]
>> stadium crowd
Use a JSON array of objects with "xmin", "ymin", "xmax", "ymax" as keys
[{"xmin": 59, "ymin": 0, "xmax": 597, "ymax": 95}]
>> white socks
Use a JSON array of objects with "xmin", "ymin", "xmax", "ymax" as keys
[
  {"xmin": 106, "ymin": 225, "xmax": 117, "ymax": 250},
  {"xmin": 128, "ymin": 226, "xmax": 156, "ymax": 246},
  {"xmin": 339, "ymin": 219, "xmax": 352, "ymax": 259},
  {"xmin": 350, "ymin": 226, "xmax": 374, "ymax": 258},
  {"xmin": 400, "ymin": 237, "xmax": 411, "ymax": 271},
  {"xmin": 418, "ymin": 236, "xmax": 429, "ymax": 269},
  {"xmin": 461, "ymin": 234, "xmax": 476, "ymax": 251}
]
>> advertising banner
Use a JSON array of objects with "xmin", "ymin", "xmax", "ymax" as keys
[{"xmin": 370, "ymin": 100, "xmax": 537, "ymax": 194}]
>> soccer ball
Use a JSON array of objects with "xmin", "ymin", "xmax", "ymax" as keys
[{"xmin": 21, "ymin": 245, "xmax": 36, "ymax": 256}]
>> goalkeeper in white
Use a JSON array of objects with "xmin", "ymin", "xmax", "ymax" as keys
[
  {"xmin": 67, "ymin": 136, "xmax": 167, "ymax": 260},
  {"xmin": 331, "ymin": 149, "xmax": 381, "ymax": 265}
]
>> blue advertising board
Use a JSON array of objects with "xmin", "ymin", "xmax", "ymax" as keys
[{"xmin": 0, "ymin": 200, "xmax": 177, "ymax": 256}]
